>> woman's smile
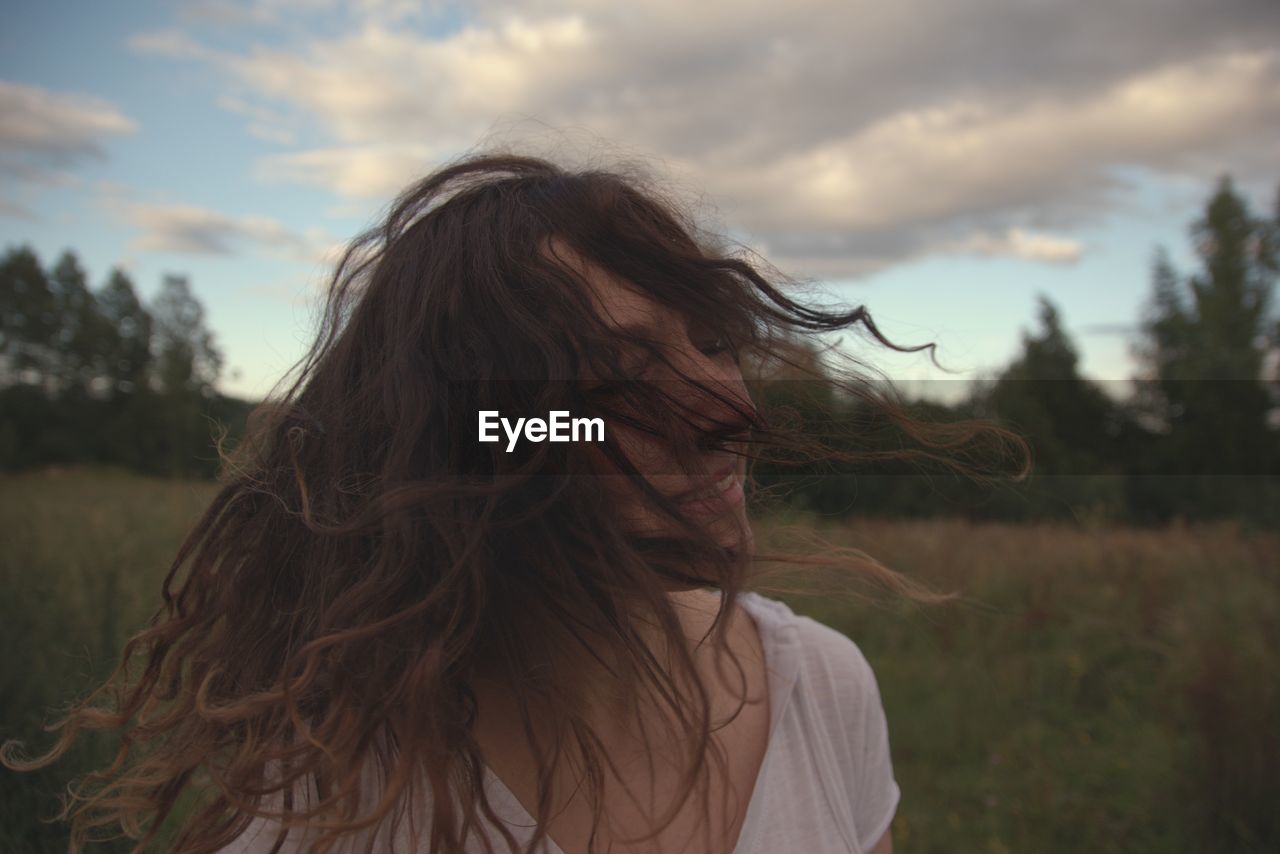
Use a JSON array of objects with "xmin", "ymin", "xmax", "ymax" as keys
[{"xmin": 679, "ymin": 470, "xmax": 745, "ymax": 516}]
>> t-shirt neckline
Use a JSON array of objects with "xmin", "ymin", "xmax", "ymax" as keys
[{"xmin": 478, "ymin": 590, "xmax": 802, "ymax": 854}]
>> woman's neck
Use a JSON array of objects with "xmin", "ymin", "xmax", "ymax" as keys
[{"xmin": 470, "ymin": 587, "xmax": 732, "ymax": 749}]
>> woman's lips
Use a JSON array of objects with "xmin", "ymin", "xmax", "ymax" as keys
[
  {"xmin": 694, "ymin": 471, "xmax": 736, "ymax": 498},
  {"xmin": 679, "ymin": 470, "xmax": 745, "ymax": 514},
  {"xmin": 682, "ymin": 466, "xmax": 737, "ymax": 501}
]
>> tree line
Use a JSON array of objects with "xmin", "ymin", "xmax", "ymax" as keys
[
  {"xmin": 1, "ymin": 174, "xmax": 1277, "ymax": 523},
  {"xmin": 751, "ymin": 175, "xmax": 1280, "ymax": 526},
  {"xmin": 0, "ymin": 251, "xmax": 251, "ymax": 479}
]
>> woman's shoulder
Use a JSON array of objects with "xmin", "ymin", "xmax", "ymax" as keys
[
  {"xmin": 736, "ymin": 591, "xmax": 884, "ymax": 711},
  {"xmin": 739, "ymin": 591, "xmax": 900, "ymax": 851}
]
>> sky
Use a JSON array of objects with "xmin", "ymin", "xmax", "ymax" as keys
[{"xmin": 2, "ymin": 0, "xmax": 1278, "ymax": 403}]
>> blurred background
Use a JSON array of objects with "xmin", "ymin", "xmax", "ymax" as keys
[{"xmin": 2, "ymin": 1, "xmax": 1278, "ymax": 851}]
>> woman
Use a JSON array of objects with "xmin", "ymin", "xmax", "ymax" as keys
[{"xmin": 4, "ymin": 150, "xmax": 1025, "ymax": 853}]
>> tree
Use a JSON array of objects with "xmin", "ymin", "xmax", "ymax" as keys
[
  {"xmin": 984, "ymin": 296, "xmax": 1119, "ymax": 468},
  {"xmin": 151, "ymin": 273, "xmax": 223, "ymax": 398},
  {"xmin": 0, "ymin": 245, "xmax": 58, "ymax": 391},
  {"xmin": 96, "ymin": 267, "xmax": 154, "ymax": 396},
  {"xmin": 1131, "ymin": 175, "xmax": 1279, "ymax": 478},
  {"xmin": 48, "ymin": 250, "xmax": 118, "ymax": 398},
  {"xmin": 0, "ymin": 249, "xmax": 243, "ymax": 476},
  {"xmin": 149, "ymin": 274, "xmax": 225, "ymax": 478},
  {"xmin": 978, "ymin": 294, "xmax": 1126, "ymax": 519}
]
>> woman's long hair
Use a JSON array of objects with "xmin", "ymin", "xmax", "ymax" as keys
[{"xmin": 2, "ymin": 149, "xmax": 1029, "ymax": 852}]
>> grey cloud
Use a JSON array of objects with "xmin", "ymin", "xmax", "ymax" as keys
[
  {"xmin": 114, "ymin": 197, "xmax": 341, "ymax": 263},
  {"xmin": 130, "ymin": 205, "xmax": 244, "ymax": 255},
  {"xmin": 0, "ymin": 81, "xmax": 137, "ymax": 184},
  {"xmin": 137, "ymin": 0, "xmax": 1280, "ymax": 278},
  {"xmin": 0, "ymin": 197, "xmax": 37, "ymax": 221}
]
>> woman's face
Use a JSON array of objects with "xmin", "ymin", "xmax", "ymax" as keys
[{"xmin": 552, "ymin": 243, "xmax": 756, "ymax": 564}]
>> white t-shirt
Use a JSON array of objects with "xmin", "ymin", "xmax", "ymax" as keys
[{"xmin": 221, "ymin": 591, "xmax": 901, "ymax": 853}]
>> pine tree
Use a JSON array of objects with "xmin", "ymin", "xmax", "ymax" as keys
[
  {"xmin": 151, "ymin": 273, "xmax": 223, "ymax": 397},
  {"xmin": 48, "ymin": 250, "xmax": 120, "ymax": 398},
  {"xmin": 96, "ymin": 267, "xmax": 155, "ymax": 396},
  {"xmin": 985, "ymin": 295, "xmax": 1118, "ymax": 475},
  {"xmin": 1132, "ymin": 175, "xmax": 1279, "ymax": 480},
  {"xmin": 0, "ymin": 245, "xmax": 58, "ymax": 392},
  {"xmin": 149, "ymin": 273, "xmax": 225, "ymax": 477}
]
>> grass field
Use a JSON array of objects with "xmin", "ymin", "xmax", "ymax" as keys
[{"xmin": 2, "ymin": 468, "xmax": 1278, "ymax": 852}]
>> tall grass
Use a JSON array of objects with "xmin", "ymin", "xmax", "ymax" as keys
[
  {"xmin": 3, "ymin": 469, "xmax": 1277, "ymax": 852},
  {"xmin": 758, "ymin": 513, "xmax": 1280, "ymax": 853},
  {"xmin": 1, "ymin": 467, "xmax": 216, "ymax": 853}
]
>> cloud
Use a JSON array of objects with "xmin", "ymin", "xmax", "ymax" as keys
[
  {"xmin": 111, "ymin": 196, "xmax": 343, "ymax": 264},
  {"xmin": 127, "ymin": 29, "xmax": 224, "ymax": 61},
  {"xmin": 0, "ymin": 197, "xmax": 36, "ymax": 220},
  {"xmin": 944, "ymin": 228, "xmax": 1083, "ymax": 265},
  {"xmin": 216, "ymin": 94, "xmax": 297, "ymax": 144},
  {"xmin": 175, "ymin": 0, "xmax": 435, "ymax": 29},
  {"xmin": 130, "ymin": 0, "xmax": 1280, "ymax": 278},
  {"xmin": 0, "ymin": 80, "xmax": 138, "ymax": 183},
  {"xmin": 254, "ymin": 143, "xmax": 439, "ymax": 197},
  {"xmin": 708, "ymin": 50, "xmax": 1280, "ymax": 231},
  {"xmin": 223, "ymin": 15, "xmax": 594, "ymax": 148}
]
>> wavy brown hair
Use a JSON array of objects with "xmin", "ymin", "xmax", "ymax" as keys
[{"xmin": 3, "ymin": 149, "xmax": 1029, "ymax": 853}]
